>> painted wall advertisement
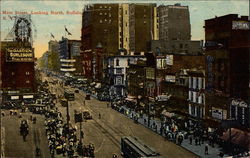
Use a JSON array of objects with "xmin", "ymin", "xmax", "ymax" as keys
[
  {"xmin": 231, "ymin": 99, "xmax": 249, "ymax": 127},
  {"xmin": 6, "ymin": 47, "xmax": 34, "ymax": 62}
]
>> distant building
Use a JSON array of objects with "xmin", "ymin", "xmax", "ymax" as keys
[
  {"xmin": 204, "ymin": 14, "xmax": 250, "ymax": 127},
  {"xmin": 48, "ymin": 40, "xmax": 59, "ymax": 53},
  {"xmin": 58, "ymin": 37, "xmax": 82, "ymax": 75}
]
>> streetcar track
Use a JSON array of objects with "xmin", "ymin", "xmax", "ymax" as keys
[{"xmin": 91, "ymin": 119, "xmax": 120, "ymax": 148}]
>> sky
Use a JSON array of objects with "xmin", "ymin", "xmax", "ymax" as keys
[{"xmin": 0, "ymin": 0, "xmax": 249, "ymax": 58}]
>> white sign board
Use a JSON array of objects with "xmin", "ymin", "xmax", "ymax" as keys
[
  {"xmin": 11, "ymin": 96, "xmax": 19, "ymax": 100},
  {"xmin": 23, "ymin": 95, "xmax": 34, "ymax": 99}
]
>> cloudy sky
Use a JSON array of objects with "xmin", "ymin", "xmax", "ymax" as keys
[{"xmin": 1, "ymin": 0, "xmax": 249, "ymax": 58}]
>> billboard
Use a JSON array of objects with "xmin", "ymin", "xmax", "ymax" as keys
[{"xmin": 6, "ymin": 47, "xmax": 34, "ymax": 62}]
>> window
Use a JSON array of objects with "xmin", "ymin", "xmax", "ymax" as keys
[
  {"xmin": 104, "ymin": 12, "xmax": 107, "ymax": 15},
  {"xmin": 26, "ymin": 80, "xmax": 30, "ymax": 84},
  {"xmin": 109, "ymin": 19, "xmax": 111, "ymax": 23},
  {"xmin": 11, "ymin": 72, "xmax": 15, "ymax": 75},
  {"xmin": 190, "ymin": 92, "xmax": 193, "ymax": 102},
  {"xmin": 196, "ymin": 78, "xmax": 199, "ymax": 89},
  {"xmin": 100, "ymin": 20, "xmax": 102, "ymax": 23},
  {"xmin": 127, "ymin": 58, "xmax": 130, "ymax": 65},
  {"xmin": 109, "ymin": 13, "xmax": 111, "ymax": 17},
  {"xmin": 116, "ymin": 59, "xmax": 119, "ymax": 66},
  {"xmin": 180, "ymin": 44, "xmax": 183, "ymax": 48},
  {"xmin": 100, "ymin": 12, "xmax": 103, "ymax": 15},
  {"xmin": 125, "ymin": 10, "xmax": 127, "ymax": 14},
  {"xmin": 104, "ymin": 19, "xmax": 107, "ymax": 22},
  {"xmin": 104, "ymin": 6, "xmax": 107, "ymax": 8},
  {"xmin": 100, "ymin": 6, "xmax": 102, "ymax": 9},
  {"xmin": 125, "ymin": 38, "xmax": 127, "ymax": 42},
  {"xmin": 25, "ymin": 71, "xmax": 30, "ymax": 75}
]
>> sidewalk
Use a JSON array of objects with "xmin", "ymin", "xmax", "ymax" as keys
[{"xmin": 118, "ymin": 107, "xmax": 228, "ymax": 158}]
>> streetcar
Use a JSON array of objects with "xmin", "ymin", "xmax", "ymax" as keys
[
  {"xmin": 64, "ymin": 89, "xmax": 75, "ymax": 101},
  {"xmin": 121, "ymin": 136, "xmax": 162, "ymax": 158}
]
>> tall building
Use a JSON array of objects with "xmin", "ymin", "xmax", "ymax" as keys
[
  {"xmin": 0, "ymin": 41, "xmax": 36, "ymax": 101},
  {"xmin": 82, "ymin": 4, "xmax": 119, "ymax": 57},
  {"xmin": 204, "ymin": 14, "xmax": 250, "ymax": 128},
  {"xmin": 82, "ymin": 4, "xmax": 119, "ymax": 81},
  {"xmin": 118, "ymin": 3, "xmax": 155, "ymax": 53},
  {"xmin": 158, "ymin": 3, "xmax": 191, "ymax": 42}
]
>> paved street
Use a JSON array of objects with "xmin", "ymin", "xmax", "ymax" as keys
[
  {"xmin": 45, "ymin": 74, "xmax": 198, "ymax": 158},
  {"xmin": 1, "ymin": 110, "xmax": 51, "ymax": 158}
]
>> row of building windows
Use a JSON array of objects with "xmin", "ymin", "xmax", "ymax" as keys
[
  {"xmin": 99, "ymin": 12, "xmax": 112, "ymax": 17},
  {"xmin": 11, "ymin": 72, "xmax": 30, "ymax": 75},
  {"xmin": 99, "ymin": 6, "xmax": 111, "ymax": 9},
  {"xmin": 100, "ymin": 19, "xmax": 112, "ymax": 23}
]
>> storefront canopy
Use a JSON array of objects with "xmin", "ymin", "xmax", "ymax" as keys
[
  {"xmin": 161, "ymin": 110, "xmax": 175, "ymax": 118},
  {"xmin": 220, "ymin": 128, "xmax": 250, "ymax": 150}
]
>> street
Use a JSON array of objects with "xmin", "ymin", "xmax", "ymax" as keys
[
  {"xmin": 1, "ymin": 110, "xmax": 51, "ymax": 158},
  {"xmin": 44, "ymin": 74, "xmax": 197, "ymax": 158}
]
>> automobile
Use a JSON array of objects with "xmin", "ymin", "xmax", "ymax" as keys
[
  {"xmin": 82, "ymin": 110, "xmax": 92, "ymax": 120},
  {"xmin": 85, "ymin": 93, "xmax": 91, "ymax": 100}
]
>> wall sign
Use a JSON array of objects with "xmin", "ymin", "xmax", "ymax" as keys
[{"xmin": 6, "ymin": 47, "xmax": 34, "ymax": 62}]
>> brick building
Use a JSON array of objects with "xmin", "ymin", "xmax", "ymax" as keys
[
  {"xmin": 0, "ymin": 41, "xmax": 36, "ymax": 101},
  {"xmin": 204, "ymin": 14, "xmax": 250, "ymax": 127}
]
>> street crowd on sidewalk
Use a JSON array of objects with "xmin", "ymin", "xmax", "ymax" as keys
[{"xmin": 110, "ymin": 100, "xmax": 230, "ymax": 158}]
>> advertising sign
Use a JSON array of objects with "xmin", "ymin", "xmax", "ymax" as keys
[
  {"xmin": 232, "ymin": 21, "xmax": 250, "ymax": 30},
  {"xmin": 6, "ymin": 47, "xmax": 34, "ymax": 62},
  {"xmin": 212, "ymin": 107, "xmax": 227, "ymax": 120}
]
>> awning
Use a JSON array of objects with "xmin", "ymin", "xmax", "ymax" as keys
[
  {"xmin": 11, "ymin": 96, "xmax": 19, "ymax": 100},
  {"xmin": 220, "ymin": 128, "xmax": 250, "ymax": 150},
  {"xmin": 23, "ymin": 95, "xmax": 34, "ymax": 99},
  {"xmin": 161, "ymin": 110, "xmax": 175, "ymax": 118},
  {"xmin": 125, "ymin": 98, "xmax": 137, "ymax": 103},
  {"xmin": 90, "ymin": 82, "xmax": 96, "ymax": 86}
]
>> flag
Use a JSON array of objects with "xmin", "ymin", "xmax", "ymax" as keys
[
  {"xmin": 64, "ymin": 26, "xmax": 72, "ymax": 36},
  {"xmin": 50, "ymin": 33, "xmax": 55, "ymax": 38}
]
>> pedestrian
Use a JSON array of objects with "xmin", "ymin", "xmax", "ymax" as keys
[
  {"xmin": 189, "ymin": 136, "xmax": 193, "ymax": 145},
  {"xmin": 219, "ymin": 152, "xmax": 224, "ymax": 158},
  {"xmin": 205, "ymin": 144, "xmax": 209, "ymax": 155},
  {"xmin": 195, "ymin": 137, "xmax": 198, "ymax": 145}
]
